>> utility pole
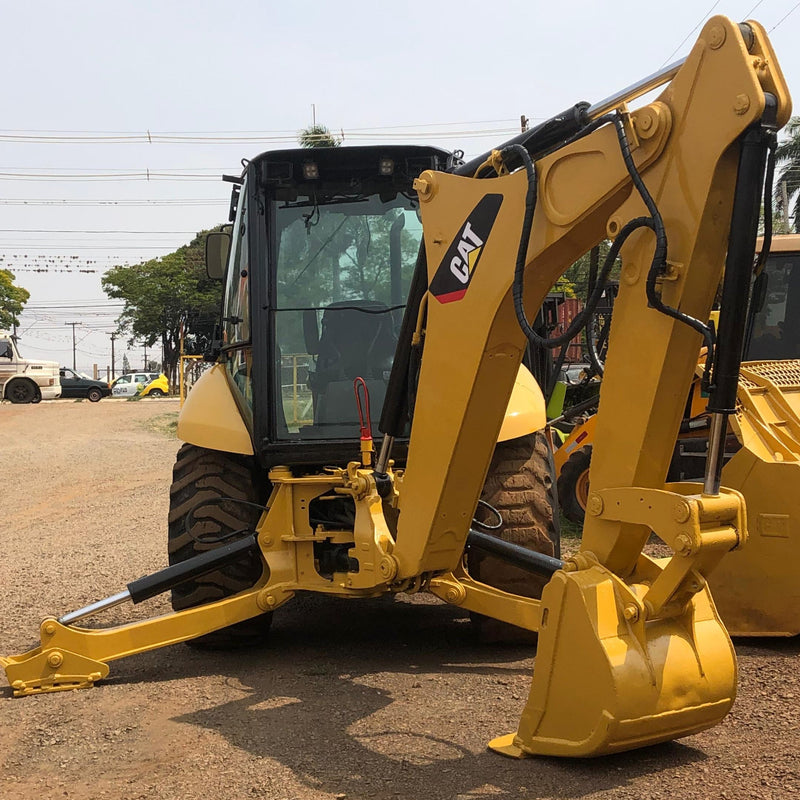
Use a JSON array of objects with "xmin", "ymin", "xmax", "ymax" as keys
[
  {"xmin": 65, "ymin": 322, "xmax": 82, "ymax": 370},
  {"xmin": 143, "ymin": 343, "xmax": 148, "ymax": 371},
  {"xmin": 107, "ymin": 333, "xmax": 117, "ymax": 379},
  {"xmin": 520, "ymin": 114, "xmax": 529, "ymax": 132}
]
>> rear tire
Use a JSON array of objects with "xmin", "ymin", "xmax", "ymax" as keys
[
  {"xmin": 468, "ymin": 431, "xmax": 560, "ymax": 643},
  {"xmin": 148, "ymin": 388, "xmax": 166, "ymax": 397},
  {"xmin": 168, "ymin": 443, "xmax": 272, "ymax": 648},
  {"xmin": 557, "ymin": 445, "xmax": 592, "ymax": 525},
  {"xmin": 6, "ymin": 379, "xmax": 36, "ymax": 404}
]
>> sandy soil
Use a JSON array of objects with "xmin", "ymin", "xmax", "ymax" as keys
[{"xmin": 0, "ymin": 398, "xmax": 798, "ymax": 800}]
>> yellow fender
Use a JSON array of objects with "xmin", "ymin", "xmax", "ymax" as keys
[
  {"xmin": 177, "ymin": 364, "xmax": 253, "ymax": 455},
  {"xmin": 498, "ymin": 364, "xmax": 547, "ymax": 442}
]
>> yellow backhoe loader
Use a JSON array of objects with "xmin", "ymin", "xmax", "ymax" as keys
[
  {"xmin": 555, "ymin": 234, "xmax": 800, "ymax": 636},
  {"xmin": 1, "ymin": 16, "xmax": 791, "ymax": 759}
]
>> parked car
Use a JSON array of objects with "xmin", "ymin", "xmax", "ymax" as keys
[
  {"xmin": 59, "ymin": 367, "xmax": 112, "ymax": 402},
  {"xmin": 110, "ymin": 372, "xmax": 169, "ymax": 398}
]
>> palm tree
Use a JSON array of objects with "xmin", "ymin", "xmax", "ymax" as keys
[
  {"xmin": 775, "ymin": 116, "xmax": 800, "ymax": 232},
  {"xmin": 298, "ymin": 124, "xmax": 341, "ymax": 148}
]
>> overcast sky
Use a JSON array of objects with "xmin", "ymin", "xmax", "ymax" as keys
[{"xmin": 3, "ymin": 0, "xmax": 798, "ymax": 374}]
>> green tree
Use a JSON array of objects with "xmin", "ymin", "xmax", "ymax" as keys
[
  {"xmin": 298, "ymin": 124, "xmax": 341, "ymax": 148},
  {"xmin": 775, "ymin": 116, "xmax": 800, "ymax": 231},
  {"xmin": 0, "ymin": 269, "xmax": 30, "ymax": 330},
  {"xmin": 560, "ymin": 241, "xmax": 615, "ymax": 301},
  {"xmin": 102, "ymin": 229, "xmax": 222, "ymax": 386}
]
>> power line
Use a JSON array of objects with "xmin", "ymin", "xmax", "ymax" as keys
[
  {"xmin": 10, "ymin": 268, "xmax": 99, "ymax": 273},
  {"xmin": 0, "ymin": 198, "xmax": 226, "ymax": 206},
  {"xmin": 660, "ymin": 1, "xmax": 722, "ymax": 67},
  {"xmin": 0, "ymin": 120, "xmax": 525, "ymax": 144},
  {"xmin": 0, "ymin": 172, "xmax": 222, "ymax": 182},
  {"xmin": 0, "ymin": 166, "xmax": 232, "ymax": 172},
  {"xmin": 769, "ymin": 1, "xmax": 800, "ymax": 31},
  {"xmin": 25, "ymin": 302, "xmax": 124, "ymax": 309},
  {"xmin": 0, "ymin": 245, "xmax": 192, "ymax": 250},
  {"xmin": 0, "ymin": 228, "xmax": 200, "ymax": 234},
  {"xmin": 743, "ymin": 1, "xmax": 767, "ymax": 17}
]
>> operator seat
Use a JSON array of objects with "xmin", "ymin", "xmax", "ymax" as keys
[{"xmin": 307, "ymin": 300, "xmax": 396, "ymax": 434}]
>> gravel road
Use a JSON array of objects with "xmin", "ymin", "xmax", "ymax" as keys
[{"xmin": 1, "ymin": 399, "xmax": 798, "ymax": 800}]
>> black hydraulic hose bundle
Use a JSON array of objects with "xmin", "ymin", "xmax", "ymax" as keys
[{"xmin": 506, "ymin": 112, "xmax": 722, "ymax": 399}]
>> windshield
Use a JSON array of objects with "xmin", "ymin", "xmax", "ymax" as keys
[
  {"xmin": 747, "ymin": 250, "xmax": 800, "ymax": 360},
  {"xmin": 273, "ymin": 195, "xmax": 422, "ymax": 439}
]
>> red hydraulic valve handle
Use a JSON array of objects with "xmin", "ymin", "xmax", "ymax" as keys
[{"xmin": 353, "ymin": 377, "xmax": 373, "ymax": 467}]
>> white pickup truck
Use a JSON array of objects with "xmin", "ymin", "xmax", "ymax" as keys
[{"xmin": 0, "ymin": 332, "xmax": 61, "ymax": 403}]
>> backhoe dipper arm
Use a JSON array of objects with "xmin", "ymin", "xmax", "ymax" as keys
[{"xmin": 386, "ymin": 16, "xmax": 790, "ymax": 757}]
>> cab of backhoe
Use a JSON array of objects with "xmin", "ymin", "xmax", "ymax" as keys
[
  {"xmin": 198, "ymin": 145, "xmax": 458, "ymax": 466},
  {"xmin": 746, "ymin": 234, "xmax": 800, "ymax": 360}
]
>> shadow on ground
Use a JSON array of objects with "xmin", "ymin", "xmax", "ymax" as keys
[{"xmin": 113, "ymin": 593, "xmax": 709, "ymax": 800}]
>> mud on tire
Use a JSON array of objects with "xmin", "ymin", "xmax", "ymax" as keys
[
  {"xmin": 468, "ymin": 430, "xmax": 560, "ymax": 642},
  {"xmin": 168, "ymin": 443, "xmax": 272, "ymax": 648}
]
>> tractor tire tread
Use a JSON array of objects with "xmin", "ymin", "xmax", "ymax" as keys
[
  {"xmin": 468, "ymin": 431, "xmax": 560, "ymax": 643},
  {"xmin": 168, "ymin": 443, "xmax": 272, "ymax": 648}
]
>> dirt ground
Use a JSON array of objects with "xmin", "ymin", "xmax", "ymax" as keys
[{"xmin": 1, "ymin": 399, "xmax": 798, "ymax": 800}]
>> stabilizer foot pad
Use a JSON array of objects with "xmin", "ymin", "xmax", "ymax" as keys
[{"xmin": 3, "ymin": 648, "xmax": 109, "ymax": 697}]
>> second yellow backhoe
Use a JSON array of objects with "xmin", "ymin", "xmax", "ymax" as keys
[
  {"xmin": 1, "ymin": 16, "xmax": 792, "ymax": 760},
  {"xmin": 555, "ymin": 234, "xmax": 800, "ymax": 636}
]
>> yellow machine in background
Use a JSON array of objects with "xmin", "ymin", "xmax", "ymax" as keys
[
  {"xmin": 555, "ymin": 235, "xmax": 800, "ymax": 636},
  {"xmin": 1, "ymin": 17, "xmax": 791, "ymax": 759},
  {"xmin": 713, "ymin": 234, "xmax": 800, "ymax": 635}
]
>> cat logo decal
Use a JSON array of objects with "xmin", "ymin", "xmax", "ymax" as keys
[{"xmin": 429, "ymin": 194, "xmax": 503, "ymax": 303}]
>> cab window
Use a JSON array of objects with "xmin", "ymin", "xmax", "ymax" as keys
[{"xmin": 273, "ymin": 200, "xmax": 422, "ymax": 438}]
